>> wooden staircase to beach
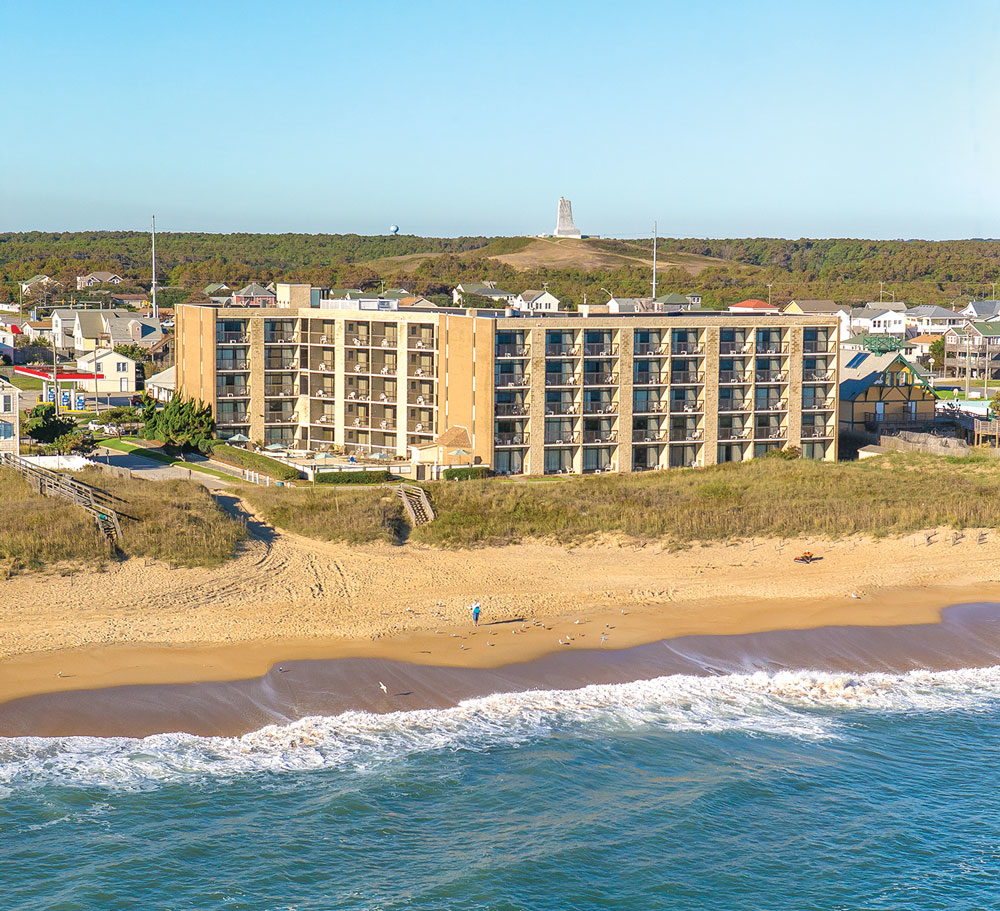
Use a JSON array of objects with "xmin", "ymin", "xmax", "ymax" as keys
[
  {"xmin": 0, "ymin": 451, "xmax": 130, "ymax": 547},
  {"xmin": 397, "ymin": 483, "xmax": 434, "ymax": 526}
]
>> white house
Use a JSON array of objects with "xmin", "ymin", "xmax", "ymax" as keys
[
  {"xmin": 145, "ymin": 365, "xmax": 176, "ymax": 403},
  {"xmin": 903, "ymin": 305, "xmax": 964, "ymax": 337},
  {"xmin": 961, "ymin": 299, "xmax": 1000, "ymax": 320},
  {"xmin": 513, "ymin": 289, "xmax": 560, "ymax": 312},
  {"xmin": 76, "ymin": 271, "xmax": 123, "ymax": 290},
  {"xmin": 849, "ymin": 308, "xmax": 908, "ymax": 337},
  {"xmin": 451, "ymin": 282, "xmax": 517, "ymax": 307},
  {"xmin": 0, "ymin": 376, "xmax": 19, "ymax": 454},
  {"xmin": 76, "ymin": 349, "xmax": 138, "ymax": 394}
]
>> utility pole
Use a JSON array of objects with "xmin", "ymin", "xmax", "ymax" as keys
[
  {"xmin": 766, "ymin": 283, "xmax": 773, "ymax": 307},
  {"xmin": 966, "ymin": 329, "xmax": 972, "ymax": 399},
  {"xmin": 879, "ymin": 281, "xmax": 884, "ymax": 302},
  {"xmin": 151, "ymin": 215, "xmax": 158, "ymax": 321},
  {"xmin": 651, "ymin": 221, "xmax": 658, "ymax": 300}
]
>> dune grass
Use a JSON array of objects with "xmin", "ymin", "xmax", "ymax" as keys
[
  {"xmin": 0, "ymin": 467, "xmax": 245, "ymax": 574},
  {"xmin": 239, "ymin": 451, "xmax": 1000, "ymax": 549}
]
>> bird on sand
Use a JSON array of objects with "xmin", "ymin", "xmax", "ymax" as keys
[{"xmin": 378, "ymin": 681, "xmax": 388, "ymax": 694}]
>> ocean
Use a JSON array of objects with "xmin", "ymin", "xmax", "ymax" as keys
[{"xmin": 3, "ymin": 666, "xmax": 1000, "ymax": 910}]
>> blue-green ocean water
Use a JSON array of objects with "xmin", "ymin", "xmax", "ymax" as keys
[{"xmin": 3, "ymin": 667, "xmax": 1000, "ymax": 910}]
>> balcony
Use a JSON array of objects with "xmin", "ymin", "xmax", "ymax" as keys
[
  {"xmin": 216, "ymin": 332, "xmax": 248, "ymax": 343},
  {"xmin": 670, "ymin": 429, "xmax": 704, "ymax": 442},
  {"xmin": 496, "ymin": 374, "xmax": 529, "ymax": 388},
  {"xmin": 863, "ymin": 414, "xmax": 939, "ymax": 434},
  {"xmin": 583, "ymin": 401, "xmax": 618, "ymax": 415},
  {"xmin": 313, "ymin": 388, "xmax": 336, "ymax": 400},
  {"xmin": 408, "ymin": 337, "xmax": 434, "ymax": 350},
  {"xmin": 264, "ymin": 386, "xmax": 298, "ymax": 397},
  {"xmin": 495, "ymin": 402, "xmax": 529, "ymax": 416},
  {"xmin": 307, "ymin": 332, "xmax": 336, "ymax": 345},
  {"xmin": 264, "ymin": 414, "xmax": 297, "ymax": 424},
  {"xmin": 803, "ymin": 340, "xmax": 831, "ymax": 353},
  {"xmin": 755, "ymin": 370, "xmax": 786, "ymax": 383},
  {"xmin": 545, "ymin": 373, "xmax": 580, "ymax": 387},
  {"xmin": 583, "ymin": 430, "xmax": 618, "ymax": 444},
  {"xmin": 347, "ymin": 335, "xmax": 371, "ymax": 347},
  {"xmin": 495, "ymin": 432, "xmax": 529, "ymax": 446},
  {"xmin": 633, "ymin": 401, "xmax": 669, "ymax": 414},
  {"xmin": 755, "ymin": 342, "xmax": 787, "ymax": 355},
  {"xmin": 264, "ymin": 360, "xmax": 297, "ymax": 371},
  {"xmin": 583, "ymin": 342, "xmax": 617, "ymax": 356},
  {"xmin": 671, "ymin": 343, "xmax": 703, "ymax": 355},
  {"xmin": 216, "ymin": 361, "xmax": 249, "ymax": 372},
  {"xmin": 719, "ymin": 341, "xmax": 750, "ymax": 355},
  {"xmin": 719, "ymin": 370, "xmax": 750, "ymax": 384},
  {"xmin": 545, "ymin": 343, "xmax": 579, "ymax": 356},
  {"xmin": 583, "ymin": 372, "xmax": 618, "ymax": 386},
  {"xmin": 634, "ymin": 372, "xmax": 668, "ymax": 385},
  {"xmin": 544, "ymin": 402, "xmax": 578, "ymax": 416},
  {"xmin": 803, "ymin": 369, "xmax": 834, "ymax": 382},
  {"xmin": 217, "ymin": 388, "xmax": 249, "ymax": 398},
  {"xmin": 633, "ymin": 431, "xmax": 667, "ymax": 443},
  {"xmin": 313, "ymin": 360, "xmax": 336, "ymax": 372},
  {"xmin": 669, "ymin": 400, "xmax": 703, "ymax": 414},
  {"xmin": 718, "ymin": 429, "xmax": 751, "ymax": 442},
  {"xmin": 634, "ymin": 341, "xmax": 666, "ymax": 355},
  {"xmin": 371, "ymin": 335, "xmax": 398, "ymax": 349},
  {"xmin": 217, "ymin": 416, "xmax": 249, "ymax": 425},
  {"xmin": 264, "ymin": 333, "xmax": 298, "ymax": 344},
  {"xmin": 755, "ymin": 399, "xmax": 788, "ymax": 411},
  {"xmin": 801, "ymin": 427, "xmax": 832, "ymax": 439},
  {"xmin": 670, "ymin": 371, "xmax": 704, "ymax": 385},
  {"xmin": 496, "ymin": 344, "xmax": 529, "ymax": 358},
  {"xmin": 312, "ymin": 414, "xmax": 336, "ymax": 425},
  {"xmin": 719, "ymin": 399, "xmax": 752, "ymax": 412},
  {"xmin": 754, "ymin": 428, "xmax": 787, "ymax": 440},
  {"xmin": 408, "ymin": 364, "xmax": 434, "ymax": 378},
  {"xmin": 544, "ymin": 432, "xmax": 580, "ymax": 445},
  {"xmin": 804, "ymin": 398, "xmax": 836, "ymax": 411},
  {"xmin": 408, "ymin": 421, "xmax": 432, "ymax": 434}
]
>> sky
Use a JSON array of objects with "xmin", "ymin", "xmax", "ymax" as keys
[{"xmin": 3, "ymin": 0, "xmax": 1000, "ymax": 239}]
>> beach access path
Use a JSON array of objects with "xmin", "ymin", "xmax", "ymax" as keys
[{"xmin": 3, "ymin": 495, "xmax": 1000, "ymax": 704}]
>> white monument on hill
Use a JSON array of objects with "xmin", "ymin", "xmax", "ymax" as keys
[{"xmin": 553, "ymin": 197, "xmax": 582, "ymax": 238}]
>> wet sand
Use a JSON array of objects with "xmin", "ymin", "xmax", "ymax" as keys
[{"xmin": 3, "ymin": 602, "xmax": 1000, "ymax": 739}]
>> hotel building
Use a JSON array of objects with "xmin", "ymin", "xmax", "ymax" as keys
[{"xmin": 175, "ymin": 299, "xmax": 839, "ymax": 474}]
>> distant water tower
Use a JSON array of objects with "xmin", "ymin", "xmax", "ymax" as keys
[{"xmin": 389, "ymin": 225, "xmax": 400, "ymax": 235}]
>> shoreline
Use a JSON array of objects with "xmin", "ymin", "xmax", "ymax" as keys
[{"xmin": 2, "ymin": 600, "xmax": 1000, "ymax": 739}]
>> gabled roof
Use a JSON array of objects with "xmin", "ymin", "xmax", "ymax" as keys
[
  {"xmin": 655, "ymin": 293, "xmax": 690, "ymax": 305},
  {"xmin": 963, "ymin": 300, "xmax": 1000, "ymax": 319},
  {"xmin": 83, "ymin": 271, "xmax": 121, "ymax": 282},
  {"xmin": 235, "ymin": 282, "xmax": 275, "ymax": 298},
  {"xmin": 839, "ymin": 351, "xmax": 930, "ymax": 400},
  {"xmin": 458, "ymin": 282, "xmax": 515, "ymax": 298},
  {"xmin": 397, "ymin": 296, "xmax": 437, "ymax": 308},
  {"xmin": 950, "ymin": 321, "xmax": 1000, "ymax": 338},
  {"xmin": 147, "ymin": 365, "xmax": 176, "ymax": 387},
  {"xmin": 22, "ymin": 274, "xmax": 51, "ymax": 285},
  {"xmin": 908, "ymin": 333, "xmax": 943, "ymax": 345},
  {"xmin": 415, "ymin": 425, "xmax": 472, "ymax": 451},
  {"xmin": 204, "ymin": 283, "xmax": 230, "ymax": 295},
  {"xmin": 730, "ymin": 299, "xmax": 778, "ymax": 310},
  {"xmin": 784, "ymin": 299, "xmax": 841, "ymax": 313},
  {"xmin": 906, "ymin": 305, "xmax": 961, "ymax": 318}
]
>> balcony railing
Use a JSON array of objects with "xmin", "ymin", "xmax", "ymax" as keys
[
  {"xmin": 719, "ymin": 371, "xmax": 751, "ymax": 384},
  {"xmin": 801, "ymin": 427, "xmax": 832, "ymax": 439},
  {"xmin": 544, "ymin": 432, "xmax": 580, "ymax": 445},
  {"xmin": 719, "ymin": 341, "xmax": 750, "ymax": 354},
  {"xmin": 755, "ymin": 342, "xmax": 787, "ymax": 354},
  {"xmin": 755, "ymin": 371, "xmax": 786, "ymax": 383},
  {"xmin": 669, "ymin": 400, "xmax": 703, "ymax": 413},
  {"xmin": 545, "ymin": 373, "xmax": 580, "ymax": 386},
  {"xmin": 671, "ymin": 343, "xmax": 703, "ymax": 355},
  {"xmin": 313, "ymin": 414, "xmax": 336, "ymax": 425},
  {"xmin": 264, "ymin": 361, "xmax": 297, "ymax": 371},
  {"xmin": 719, "ymin": 400, "xmax": 752, "ymax": 412},
  {"xmin": 217, "ymin": 389, "xmax": 249, "ymax": 398},
  {"xmin": 803, "ymin": 340, "xmax": 831, "ymax": 353},
  {"xmin": 670, "ymin": 371, "xmax": 704, "ymax": 384},
  {"xmin": 583, "ymin": 430, "xmax": 618, "ymax": 444},
  {"xmin": 755, "ymin": 399, "xmax": 788, "ymax": 411},
  {"xmin": 634, "ymin": 342, "xmax": 666, "ymax": 355},
  {"xmin": 495, "ymin": 402, "xmax": 529, "ymax": 416},
  {"xmin": 633, "ymin": 431, "xmax": 668, "ymax": 443},
  {"xmin": 264, "ymin": 386, "xmax": 298, "ymax": 397},
  {"xmin": 217, "ymin": 416, "xmax": 249, "ymax": 425},
  {"xmin": 582, "ymin": 342, "xmax": 617, "ymax": 356},
  {"xmin": 754, "ymin": 428, "xmax": 787, "ymax": 440},
  {"xmin": 369, "ymin": 335, "xmax": 398, "ymax": 349},
  {"xmin": 408, "ymin": 337, "xmax": 434, "ymax": 350},
  {"xmin": 583, "ymin": 372, "xmax": 618, "ymax": 385},
  {"xmin": 496, "ymin": 344, "xmax": 529, "ymax": 358},
  {"xmin": 216, "ymin": 332, "xmax": 249, "ymax": 343},
  {"xmin": 264, "ymin": 414, "xmax": 297, "ymax": 424},
  {"xmin": 544, "ymin": 402, "xmax": 578, "ymax": 416},
  {"xmin": 670, "ymin": 429, "xmax": 704, "ymax": 442},
  {"xmin": 804, "ymin": 399, "xmax": 836, "ymax": 410},
  {"xmin": 408, "ymin": 365, "xmax": 434, "ymax": 378},
  {"xmin": 583, "ymin": 402, "xmax": 618, "ymax": 415},
  {"xmin": 216, "ymin": 361, "xmax": 249, "ymax": 372},
  {"xmin": 495, "ymin": 433, "xmax": 529, "ymax": 446},
  {"xmin": 314, "ymin": 388, "xmax": 336, "ymax": 399},
  {"xmin": 718, "ymin": 429, "xmax": 751, "ymax": 442},
  {"xmin": 347, "ymin": 335, "xmax": 371, "ymax": 347},
  {"xmin": 408, "ymin": 421, "xmax": 432, "ymax": 433},
  {"xmin": 545, "ymin": 343, "xmax": 579, "ymax": 356},
  {"xmin": 372, "ymin": 421, "xmax": 398, "ymax": 432},
  {"xmin": 634, "ymin": 372, "xmax": 669, "ymax": 385},
  {"xmin": 633, "ymin": 401, "xmax": 669, "ymax": 414},
  {"xmin": 496, "ymin": 374, "xmax": 529, "ymax": 388},
  {"xmin": 264, "ymin": 333, "xmax": 298, "ymax": 344},
  {"xmin": 803, "ymin": 370, "xmax": 834, "ymax": 382}
]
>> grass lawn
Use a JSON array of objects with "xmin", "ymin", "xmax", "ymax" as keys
[
  {"xmin": 242, "ymin": 451, "xmax": 1000, "ymax": 549},
  {"xmin": 98, "ymin": 438, "xmax": 237, "ymax": 481},
  {"xmin": 0, "ymin": 368, "xmax": 43, "ymax": 391}
]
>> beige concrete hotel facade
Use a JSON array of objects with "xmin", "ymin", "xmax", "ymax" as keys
[{"xmin": 175, "ymin": 301, "xmax": 839, "ymax": 475}]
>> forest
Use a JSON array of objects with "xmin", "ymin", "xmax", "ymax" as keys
[{"xmin": 3, "ymin": 231, "xmax": 999, "ymax": 310}]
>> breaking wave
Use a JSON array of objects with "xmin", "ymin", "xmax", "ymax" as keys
[{"xmin": 3, "ymin": 666, "xmax": 1000, "ymax": 792}]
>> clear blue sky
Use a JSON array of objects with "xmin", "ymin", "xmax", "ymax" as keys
[{"xmin": 4, "ymin": 0, "xmax": 1000, "ymax": 239}]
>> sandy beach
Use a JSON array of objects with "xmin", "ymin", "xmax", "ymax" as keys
[{"xmin": 2, "ymin": 497, "xmax": 1000, "ymax": 710}]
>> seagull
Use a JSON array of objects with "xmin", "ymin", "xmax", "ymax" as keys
[{"xmin": 378, "ymin": 681, "xmax": 388, "ymax": 694}]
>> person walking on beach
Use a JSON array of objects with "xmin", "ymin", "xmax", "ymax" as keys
[{"xmin": 471, "ymin": 601, "xmax": 482, "ymax": 626}]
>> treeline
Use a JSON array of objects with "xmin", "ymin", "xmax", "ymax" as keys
[{"xmin": 3, "ymin": 231, "xmax": 1000, "ymax": 310}]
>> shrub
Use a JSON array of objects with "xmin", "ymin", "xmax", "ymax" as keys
[
  {"xmin": 442, "ymin": 466, "xmax": 493, "ymax": 481},
  {"xmin": 206, "ymin": 443, "xmax": 301, "ymax": 481},
  {"xmin": 314, "ymin": 469, "xmax": 396, "ymax": 484}
]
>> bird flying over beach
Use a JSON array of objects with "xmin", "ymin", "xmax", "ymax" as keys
[{"xmin": 378, "ymin": 681, "xmax": 388, "ymax": 694}]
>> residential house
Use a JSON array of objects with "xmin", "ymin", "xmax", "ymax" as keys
[
  {"xmin": 849, "ymin": 307, "xmax": 907, "ymax": 337},
  {"xmin": 397, "ymin": 296, "xmax": 438, "ymax": 308},
  {"xmin": 514, "ymin": 289, "xmax": 561, "ymax": 312},
  {"xmin": 69, "ymin": 309, "xmax": 131, "ymax": 353},
  {"xmin": 903, "ymin": 305, "xmax": 964, "ymax": 337},
  {"xmin": 783, "ymin": 300, "xmax": 852, "ymax": 339},
  {"xmin": 109, "ymin": 293, "xmax": 149, "ymax": 308},
  {"xmin": 451, "ymin": 282, "xmax": 517, "ymax": 307},
  {"xmin": 145, "ymin": 365, "xmax": 176, "ymax": 403},
  {"xmin": 18, "ymin": 274, "xmax": 57, "ymax": 297},
  {"xmin": 50, "ymin": 309, "xmax": 90, "ymax": 353},
  {"xmin": 839, "ymin": 349, "xmax": 937, "ymax": 436},
  {"xmin": 0, "ymin": 327, "xmax": 15, "ymax": 363},
  {"xmin": 841, "ymin": 333, "xmax": 918, "ymax": 359},
  {"xmin": 98, "ymin": 314, "xmax": 164, "ymax": 351},
  {"xmin": 76, "ymin": 349, "xmax": 139, "ymax": 394},
  {"xmin": 22, "ymin": 319, "xmax": 53, "ymax": 345},
  {"xmin": 0, "ymin": 376, "xmax": 19, "ymax": 454},
  {"xmin": 942, "ymin": 322, "xmax": 1000, "ymax": 381},
  {"xmin": 728, "ymin": 298, "xmax": 780, "ymax": 314},
  {"xmin": 960, "ymin": 299, "xmax": 1000, "ymax": 320},
  {"xmin": 204, "ymin": 283, "xmax": 232, "ymax": 296},
  {"xmin": 231, "ymin": 283, "xmax": 277, "ymax": 307},
  {"xmin": 76, "ymin": 271, "xmax": 123, "ymax": 290},
  {"xmin": 906, "ymin": 334, "xmax": 942, "ymax": 367},
  {"xmin": 685, "ymin": 293, "xmax": 703, "ymax": 306}
]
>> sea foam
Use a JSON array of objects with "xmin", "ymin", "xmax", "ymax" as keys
[{"xmin": 2, "ymin": 665, "xmax": 999, "ymax": 792}]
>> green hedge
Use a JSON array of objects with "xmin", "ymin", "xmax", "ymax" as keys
[
  {"xmin": 442, "ymin": 466, "xmax": 493, "ymax": 481},
  {"xmin": 314, "ymin": 469, "xmax": 397, "ymax": 484},
  {"xmin": 208, "ymin": 443, "xmax": 301, "ymax": 481}
]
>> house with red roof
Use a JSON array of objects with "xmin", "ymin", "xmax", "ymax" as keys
[{"xmin": 727, "ymin": 298, "xmax": 780, "ymax": 314}]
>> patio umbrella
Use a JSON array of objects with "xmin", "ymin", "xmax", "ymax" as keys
[
  {"xmin": 449, "ymin": 449, "xmax": 470, "ymax": 456},
  {"xmin": 227, "ymin": 433, "xmax": 250, "ymax": 442},
  {"xmin": 264, "ymin": 443, "xmax": 286, "ymax": 451}
]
